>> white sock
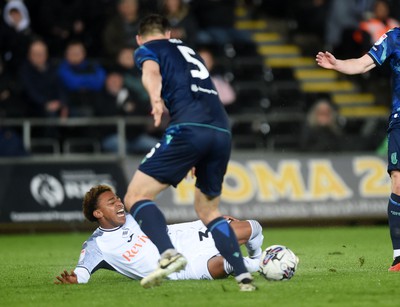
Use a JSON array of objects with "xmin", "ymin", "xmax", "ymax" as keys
[
  {"xmin": 223, "ymin": 258, "xmax": 234, "ymax": 275},
  {"xmin": 393, "ymin": 249, "xmax": 400, "ymax": 259},
  {"xmin": 243, "ymin": 256, "xmax": 260, "ymax": 273},
  {"xmin": 245, "ymin": 220, "xmax": 264, "ymax": 260}
]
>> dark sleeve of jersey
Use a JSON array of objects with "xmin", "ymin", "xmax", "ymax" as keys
[
  {"xmin": 368, "ymin": 29, "xmax": 395, "ymax": 66},
  {"xmin": 134, "ymin": 45, "xmax": 160, "ymax": 71}
]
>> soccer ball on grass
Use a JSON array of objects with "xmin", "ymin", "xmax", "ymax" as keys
[{"xmin": 259, "ymin": 245, "xmax": 299, "ymax": 281}]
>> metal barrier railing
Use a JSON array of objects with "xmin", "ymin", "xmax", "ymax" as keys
[{"xmin": 0, "ymin": 112, "xmax": 305, "ymax": 158}]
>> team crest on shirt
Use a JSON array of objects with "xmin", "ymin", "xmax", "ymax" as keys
[
  {"xmin": 374, "ymin": 33, "xmax": 387, "ymax": 46},
  {"xmin": 391, "ymin": 152, "xmax": 398, "ymax": 165},
  {"xmin": 122, "ymin": 228, "xmax": 130, "ymax": 238}
]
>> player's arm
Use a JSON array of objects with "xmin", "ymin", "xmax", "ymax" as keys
[
  {"xmin": 316, "ymin": 51, "xmax": 376, "ymax": 75},
  {"xmin": 141, "ymin": 60, "xmax": 165, "ymax": 127}
]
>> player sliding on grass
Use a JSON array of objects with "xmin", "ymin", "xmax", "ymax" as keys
[
  {"xmin": 316, "ymin": 27, "xmax": 400, "ymax": 271},
  {"xmin": 122, "ymin": 14, "xmax": 256, "ymax": 290},
  {"xmin": 54, "ymin": 185, "xmax": 263, "ymax": 284}
]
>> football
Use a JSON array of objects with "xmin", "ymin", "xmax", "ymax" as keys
[{"xmin": 259, "ymin": 245, "xmax": 299, "ymax": 281}]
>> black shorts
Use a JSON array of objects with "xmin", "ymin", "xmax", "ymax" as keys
[{"xmin": 139, "ymin": 123, "xmax": 231, "ymax": 196}]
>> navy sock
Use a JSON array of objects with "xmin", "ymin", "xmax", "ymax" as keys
[
  {"xmin": 207, "ymin": 217, "xmax": 248, "ymax": 276},
  {"xmin": 388, "ymin": 193, "xmax": 400, "ymax": 251},
  {"xmin": 130, "ymin": 200, "xmax": 174, "ymax": 254}
]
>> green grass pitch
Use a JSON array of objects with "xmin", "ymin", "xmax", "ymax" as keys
[{"xmin": 1, "ymin": 226, "xmax": 400, "ymax": 307}]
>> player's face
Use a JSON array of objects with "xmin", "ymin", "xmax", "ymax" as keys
[{"xmin": 95, "ymin": 191, "xmax": 126, "ymax": 228}]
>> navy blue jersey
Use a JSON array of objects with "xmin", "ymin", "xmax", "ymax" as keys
[
  {"xmin": 134, "ymin": 39, "xmax": 230, "ymax": 131},
  {"xmin": 368, "ymin": 27, "xmax": 400, "ymax": 125}
]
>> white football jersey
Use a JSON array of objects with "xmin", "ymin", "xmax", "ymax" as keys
[
  {"xmin": 74, "ymin": 216, "xmax": 220, "ymax": 283},
  {"xmin": 74, "ymin": 215, "xmax": 160, "ymax": 283}
]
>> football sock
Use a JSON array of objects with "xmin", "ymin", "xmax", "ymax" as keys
[
  {"xmin": 224, "ymin": 257, "xmax": 259, "ymax": 274},
  {"xmin": 207, "ymin": 217, "xmax": 248, "ymax": 277},
  {"xmin": 388, "ymin": 193, "xmax": 400, "ymax": 259},
  {"xmin": 245, "ymin": 220, "xmax": 264, "ymax": 259},
  {"xmin": 130, "ymin": 199, "xmax": 174, "ymax": 254}
]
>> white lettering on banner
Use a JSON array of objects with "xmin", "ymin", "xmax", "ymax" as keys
[
  {"xmin": 30, "ymin": 170, "xmax": 116, "ymax": 207},
  {"xmin": 10, "ymin": 211, "xmax": 85, "ymax": 222},
  {"xmin": 353, "ymin": 157, "xmax": 390, "ymax": 197}
]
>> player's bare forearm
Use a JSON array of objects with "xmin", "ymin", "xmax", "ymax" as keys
[
  {"xmin": 316, "ymin": 51, "xmax": 376, "ymax": 75},
  {"xmin": 141, "ymin": 60, "xmax": 164, "ymax": 126},
  {"xmin": 54, "ymin": 270, "xmax": 78, "ymax": 284}
]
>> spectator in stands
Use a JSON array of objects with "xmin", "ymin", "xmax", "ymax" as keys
[
  {"xmin": 198, "ymin": 47, "xmax": 237, "ymax": 113},
  {"xmin": 0, "ymin": 0, "xmax": 35, "ymax": 77},
  {"xmin": 300, "ymin": 99, "xmax": 343, "ymax": 152},
  {"xmin": 0, "ymin": 58, "xmax": 26, "ymax": 118},
  {"xmin": 112, "ymin": 47, "xmax": 149, "ymax": 103},
  {"xmin": 35, "ymin": 0, "xmax": 88, "ymax": 57},
  {"xmin": 95, "ymin": 72, "xmax": 158, "ymax": 154},
  {"xmin": 324, "ymin": 0, "xmax": 375, "ymax": 58},
  {"xmin": 103, "ymin": 0, "xmax": 141, "ymax": 59},
  {"xmin": 160, "ymin": 0, "xmax": 198, "ymax": 47},
  {"xmin": 355, "ymin": 0, "xmax": 399, "ymax": 50},
  {"xmin": 19, "ymin": 39, "xmax": 67, "ymax": 118},
  {"xmin": 58, "ymin": 41, "xmax": 106, "ymax": 117},
  {"xmin": 192, "ymin": 0, "xmax": 249, "ymax": 45}
]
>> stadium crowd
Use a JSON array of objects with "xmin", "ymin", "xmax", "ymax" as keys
[{"xmin": 0, "ymin": 0, "xmax": 399, "ymax": 156}]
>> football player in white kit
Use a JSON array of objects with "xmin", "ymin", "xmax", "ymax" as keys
[{"xmin": 55, "ymin": 185, "xmax": 264, "ymax": 284}]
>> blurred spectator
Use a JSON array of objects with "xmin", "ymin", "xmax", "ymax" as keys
[
  {"xmin": 0, "ymin": 58, "xmax": 26, "ymax": 118},
  {"xmin": 0, "ymin": 0, "xmax": 35, "ymax": 77},
  {"xmin": 160, "ymin": 0, "xmax": 198, "ymax": 47},
  {"xmin": 198, "ymin": 48, "xmax": 237, "ymax": 113},
  {"xmin": 19, "ymin": 39, "xmax": 67, "ymax": 118},
  {"xmin": 103, "ymin": 0, "xmax": 141, "ymax": 59},
  {"xmin": 35, "ymin": 0, "xmax": 88, "ymax": 57},
  {"xmin": 291, "ymin": 0, "xmax": 329, "ymax": 42},
  {"xmin": 300, "ymin": 99, "xmax": 343, "ymax": 152},
  {"xmin": 58, "ymin": 41, "xmax": 106, "ymax": 117},
  {"xmin": 95, "ymin": 72, "xmax": 158, "ymax": 154},
  {"xmin": 325, "ymin": 0, "xmax": 375, "ymax": 57},
  {"xmin": 192, "ymin": 0, "xmax": 249, "ymax": 45},
  {"xmin": 355, "ymin": 0, "xmax": 399, "ymax": 49},
  {"xmin": 112, "ymin": 47, "xmax": 149, "ymax": 103}
]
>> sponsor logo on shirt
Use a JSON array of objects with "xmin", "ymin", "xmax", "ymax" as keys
[{"xmin": 121, "ymin": 235, "xmax": 150, "ymax": 261}]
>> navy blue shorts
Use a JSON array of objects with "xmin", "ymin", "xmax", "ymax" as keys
[
  {"xmin": 139, "ymin": 123, "xmax": 231, "ymax": 196},
  {"xmin": 388, "ymin": 122, "xmax": 400, "ymax": 174}
]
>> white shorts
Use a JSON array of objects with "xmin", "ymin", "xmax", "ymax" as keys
[{"xmin": 166, "ymin": 220, "xmax": 220, "ymax": 280}]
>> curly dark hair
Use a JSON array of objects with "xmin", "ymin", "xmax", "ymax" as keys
[
  {"xmin": 82, "ymin": 185, "xmax": 113, "ymax": 222},
  {"xmin": 138, "ymin": 14, "xmax": 171, "ymax": 36}
]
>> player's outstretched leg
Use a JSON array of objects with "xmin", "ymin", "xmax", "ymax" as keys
[
  {"xmin": 207, "ymin": 217, "xmax": 257, "ymax": 291},
  {"xmin": 388, "ymin": 193, "xmax": 400, "ymax": 271},
  {"xmin": 245, "ymin": 220, "xmax": 264, "ymax": 260},
  {"xmin": 130, "ymin": 200, "xmax": 187, "ymax": 287}
]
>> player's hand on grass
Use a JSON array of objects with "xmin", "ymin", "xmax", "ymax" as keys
[
  {"xmin": 151, "ymin": 98, "xmax": 165, "ymax": 127},
  {"xmin": 316, "ymin": 51, "xmax": 337, "ymax": 70},
  {"xmin": 54, "ymin": 270, "xmax": 78, "ymax": 284}
]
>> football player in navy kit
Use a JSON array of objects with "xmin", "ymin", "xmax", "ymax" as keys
[
  {"xmin": 316, "ymin": 27, "xmax": 400, "ymax": 271},
  {"xmin": 122, "ymin": 14, "xmax": 255, "ymax": 290},
  {"xmin": 54, "ymin": 185, "xmax": 263, "ymax": 284}
]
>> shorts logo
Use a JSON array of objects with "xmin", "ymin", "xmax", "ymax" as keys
[{"xmin": 391, "ymin": 152, "xmax": 398, "ymax": 165}]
